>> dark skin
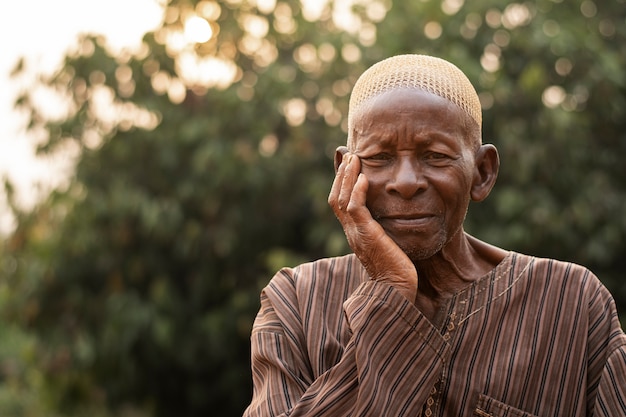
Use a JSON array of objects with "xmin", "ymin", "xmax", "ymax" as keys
[{"xmin": 328, "ymin": 88, "xmax": 507, "ymax": 321}]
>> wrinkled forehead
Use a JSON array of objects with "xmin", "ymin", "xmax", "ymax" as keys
[{"xmin": 347, "ymin": 55, "xmax": 482, "ymax": 149}]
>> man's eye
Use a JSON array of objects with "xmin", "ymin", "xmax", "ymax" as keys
[
  {"xmin": 424, "ymin": 152, "xmax": 455, "ymax": 166},
  {"xmin": 425, "ymin": 152, "xmax": 449, "ymax": 160},
  {"xmin": 362, "ymin": 153, "xmax": 392, "ymax": 162},
  {"xmin": 369, "ymin": 153, "xmax": 392, "ymax": 160},
  {"xmin": 361, "ymin": 153, "xmax": 393, "ymax": 166}
]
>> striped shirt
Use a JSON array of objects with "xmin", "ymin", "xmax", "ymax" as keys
[{"xmin": 243, "ymin": 251, "xmax": 626, "ymax": 416}]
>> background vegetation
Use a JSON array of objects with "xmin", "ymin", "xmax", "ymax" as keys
[{"xmin": 1, "ymin": 0, "xmax": 625, "ymax": 415}]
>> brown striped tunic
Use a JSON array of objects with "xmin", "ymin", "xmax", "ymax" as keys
[{"xmin": 243, "ymin": 252, "xmax": 626, "ymax": 416}]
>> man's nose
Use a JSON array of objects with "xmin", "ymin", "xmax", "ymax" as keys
[{"xmin": 385, "ymin": 157, "xmax": 427, "ymax": 198}]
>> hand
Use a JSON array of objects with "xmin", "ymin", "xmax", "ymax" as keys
[{"xmin": 328, "ymin": 152, "xmax": 418, "ymax": 302}]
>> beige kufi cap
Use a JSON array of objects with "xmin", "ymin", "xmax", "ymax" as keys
[{"xmin": 347, "ymin": 54, "xmax": 482, "ymax": 149}]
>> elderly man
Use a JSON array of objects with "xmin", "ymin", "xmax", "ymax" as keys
[{"xmin": 243, "ymin": 55, "xmax": 626, "ymax": 416}]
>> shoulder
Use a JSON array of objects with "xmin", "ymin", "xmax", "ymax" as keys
[
  {"xmin": 512, "ymin": 252, "xmax": 625, "ymax": 346},
  {"xmin": 516, "ymin": 253, "xmax": 621, "ymax": 326},
  {"xmin": 516, "ymin": 252, "xmax": 604, "ymax": 294},
  {"xmin": 264, "ymin": 253, "xmax": 366, "ymax": 308},
  {"xmin": 257, "ymin": 254, "xmax": 367, "ymax": 343},
  {"xmin": 509, "ymin": 252, "xmax": 619, "ymax": 320}
]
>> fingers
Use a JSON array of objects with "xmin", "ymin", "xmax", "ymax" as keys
[
  {"xmin": 346, "ymin": 173, "xmax": 368, "ymax": 214},
  {"xmin": 337, "ymin": 155, "xmax": 360, "ymax": 210},
  {"xmin": 328, "ymin": 162, "xmax": 343, "ymax": 212},
  {"xmin": 327, "ymin": 152, "xmax": 418, "ymax": 303},
  {"xmin": 328, "ymin": 153, "xmax": 361, "ymax": 214}
]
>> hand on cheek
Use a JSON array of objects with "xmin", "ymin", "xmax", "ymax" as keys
[{"xmin": 328, "ymin": 153, "xmax": 418, "ymax": 303}]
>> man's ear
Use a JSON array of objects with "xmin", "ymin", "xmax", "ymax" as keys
[
  {"xmin": 471, "ymin": 144, "xmax": 499, "ymax": 202},
  {"xmin": 334, "ymin": 146, "xmax": 349, "ymax": 173}
]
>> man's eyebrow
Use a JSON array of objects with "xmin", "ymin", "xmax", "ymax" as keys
[
  {"xmin": 355, "ymin": 140, "xmax": 390, "ymax": 155},
  {"xmin": 356, "ymin": 130, "xmax": 395, "ymax": 147}
]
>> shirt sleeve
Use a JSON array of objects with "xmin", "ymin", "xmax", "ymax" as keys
[
  {"xmin": 242, "ymin": 272, "xmax": 449, "ymax": 417},
  {"xmin": 592, "ymin": 345, "xmax": 626, "ymax": 416}
]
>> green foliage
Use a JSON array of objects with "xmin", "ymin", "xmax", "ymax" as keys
[{"xmin": 2, "ymin": 0, "xmax": 626, "ymax": 415}]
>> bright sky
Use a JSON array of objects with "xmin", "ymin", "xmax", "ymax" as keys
[{"xmin": 0, "ymin": 0, "xmax": 164, "ymax": 234}]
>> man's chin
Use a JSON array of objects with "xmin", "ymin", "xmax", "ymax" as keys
[{"xmin": 396, "ymin": 238, "xmax": 446, "ymax": 263}]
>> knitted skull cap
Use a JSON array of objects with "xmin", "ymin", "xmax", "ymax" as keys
[{"xmin": 347, "ymin": 54, "xmax": 482, "ymax": 149}]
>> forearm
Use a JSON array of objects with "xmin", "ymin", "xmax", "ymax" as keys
[
  {"xmin": 244, "ymin": 280, "xmax": 448, "ymax": 417},
  {"xmin": 345, "ymin": 280, "xmax": 447, "ymax": 415}
]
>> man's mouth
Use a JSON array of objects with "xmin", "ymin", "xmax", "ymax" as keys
[{"xmin": 378, "ymin": 214, "xmax": 436, "ymax": 228}]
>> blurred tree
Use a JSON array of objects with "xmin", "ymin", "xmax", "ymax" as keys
[{"xmin": 1, "ymin": 0, "xmax": 625, "ymax": 416}]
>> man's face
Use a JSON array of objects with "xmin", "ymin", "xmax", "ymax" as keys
[{"xmin": 351, "ymin": 88, "xmax": 478, "ymax": 261}]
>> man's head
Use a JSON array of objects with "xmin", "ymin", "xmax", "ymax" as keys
[
  {"xmin": 338, "ymin": 54, "xmax": 498, "ymax": 261},
  {"xmin": 347, "ymin": 54, "xmax": 482, "ymax": 152}
]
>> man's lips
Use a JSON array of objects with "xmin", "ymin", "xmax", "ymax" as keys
[
  {"xmin": 379, "ymin": 213, "xmax": 434, "ymax": 220},
  {"xmin": 377, "ymin": 214, "xmax": 436, "ymax": 228}
]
